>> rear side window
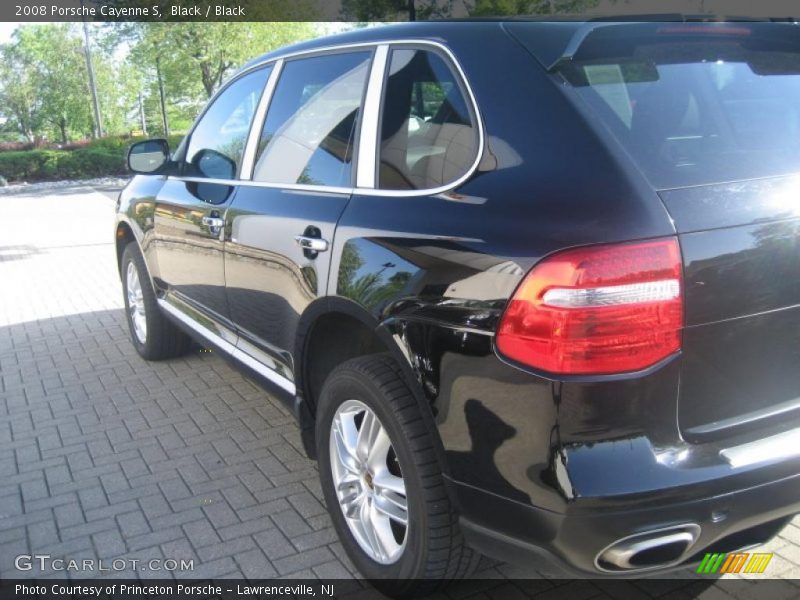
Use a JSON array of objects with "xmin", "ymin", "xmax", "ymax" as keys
[
  {"xmin": 253, "ymin": 51, "xmax": 371, "ymax": 187},
  {"xmin": 378, "ymin": 48, "xmax": 479, "ymax": 191},
  {"xmin": 551, "ymin": 23, "xmax": 800, "ymax": 189}
]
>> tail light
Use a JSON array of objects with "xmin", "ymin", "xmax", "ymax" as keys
[{"xmin": 496, "ymin": 238, "xmax": 683, "ymax": 375}]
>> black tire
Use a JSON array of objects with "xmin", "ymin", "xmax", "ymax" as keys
[
  {"xmin": 120, "ymin": 242, "xmax": 190, "ymax": 361},
  {"xmin": 316, "ymin": 354, "xmax": 480, "ymax": 597}
]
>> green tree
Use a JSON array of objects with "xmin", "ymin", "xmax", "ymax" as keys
[
  {"xmin": 0, "ymin": 24, "xmax": 132, "ymax": 143},
  {"xmin": 472, "ymin": 0, "xmax": 606, "ymax": 14},
  {"xmin": 342, "ymin": 0, "xmax": 607, "ymax": 19},
  {"xmin": 153, "ymin": 22, "xmax": 316, "ymax": 99},
  {"xmin": 17, "ymin": 25, "xmax": 95, "ymax": 143},
  {"xmin": 110, "ymin": 22, "xmax": 316, "ymax": 136},
  {"xmin": 342, "ymin": 0, "xmax": 446, "ymax": 20},
  {"xmin": 0, "ymin": 38, "xmax": 43, "ymax": 143}
]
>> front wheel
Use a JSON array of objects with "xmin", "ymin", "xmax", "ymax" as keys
[
  {"xmin": 316, "ymin": 354, "xmax": 480, "ymax": 597},
  {"xmin": 120, "ymin": 242, "xmax": 190, "ymax": 361}
]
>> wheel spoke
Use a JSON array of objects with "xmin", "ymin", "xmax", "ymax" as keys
[
  {"xmin": 336, "ymin": 473, "xmax": 360, "ymax": 493},
  {"xmin": 368, "ymin": 498, "xmax": 403, "ymax": 555},
  {"xmin": 340, "ymin": 412, "xmax": 360, "ymax": 456},
  {"xmin": 366, "ymin": 425, "xmax": 392, "ymax": 473},
  {"xmin": 372, "ymin": 470, "xmax": 405, "ymax": 496},
  {"xmin": 359, "ymin": 500, "xmax": 386, "ymax": 561},
  {"xmin": 332, "ymin": 419, "xmax": 360, "ymax": 475},
  {"xmin": 373, "ymin": 492, "xmax": 408, "ymax": 526},
  {"xmin": 339, "ymin": 486, "xmax": 362, "ymax": 518},
  {"xmin": 356, "ymin": 409, "xmax": 379, "ymax": 463}
]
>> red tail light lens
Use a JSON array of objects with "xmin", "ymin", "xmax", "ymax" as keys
[{"xmin": 496, "ymin": 238, "xmax": 683, "ymax": 375}]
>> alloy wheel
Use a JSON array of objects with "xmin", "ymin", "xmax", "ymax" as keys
[
  {"xmin": 329, "ymin": 399, "xmax": 408, "ymax": 564},
  {"xmin": 126, "ymin": 261, "xmax": 147, "ymax": 344}
]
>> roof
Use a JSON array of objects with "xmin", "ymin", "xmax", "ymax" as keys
[
  {"xmin": 240, "ymin": 21, "xmax": 512, "ymax": 70},
  {"xmin": 238, "ymin": 15, "xmax": 799, "ymax": 75}
]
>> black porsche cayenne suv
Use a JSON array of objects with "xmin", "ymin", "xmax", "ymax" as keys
[{"xmin": 115, "ymin": 18, "xmax": 800, "ymax": 594}]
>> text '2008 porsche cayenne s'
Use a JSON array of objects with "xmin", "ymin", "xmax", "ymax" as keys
[{"xmin": 115, "ymin": 18, "xmax": 800, "ymax": 595}]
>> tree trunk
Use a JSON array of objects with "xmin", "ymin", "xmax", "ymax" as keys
[
  {"xmin": 408, "ymin": 0, "xmax": 416, "ymax": 21},
  {"xmin": 59, "ymin": 118, "xmax": 68, "ymax": 144},
  {"xmin": 138, "ymin": 91, "xmax": 147, "ymax": 135},
  {"xmin": 82, "ymin": 18, "xmax": 103, "ymax": 138},
  {"xmin": 156, "ymin": 56, "xmax": 170, "ymax": 137},
  {"xmin": 201, "ymin": 63, "xmax": 215, "ymax": 98}
]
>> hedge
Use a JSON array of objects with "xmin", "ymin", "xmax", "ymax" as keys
[{"xmin": 0, "ymin": 134, "xmax": 185, "ymax": 183}]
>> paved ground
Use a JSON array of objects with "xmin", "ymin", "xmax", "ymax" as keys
[{"xmin": 1, "ymin": 185, "xmax": 799, "ymax": 598}]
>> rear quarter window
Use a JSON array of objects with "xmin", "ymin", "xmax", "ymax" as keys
[{"xmin": 377, "ymin": 47, "xmax": 480, "ymax": 191}]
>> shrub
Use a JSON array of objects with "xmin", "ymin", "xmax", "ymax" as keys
[{"xmin": 0, "ymin": 150, "xmax": 53, "ymax": 181}]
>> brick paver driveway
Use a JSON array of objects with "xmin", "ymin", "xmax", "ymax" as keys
[{"xmin": 1, "ymin": 184, "xmax": 798, "ymax": 597}]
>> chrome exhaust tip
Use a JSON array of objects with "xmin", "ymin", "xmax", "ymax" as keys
[{"xmin": 596, "ymin": 524, "xmax": 701, "ymax": 572}]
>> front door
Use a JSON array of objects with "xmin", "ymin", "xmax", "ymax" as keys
[
  {"xmin": 224, "ymin": 50, "xmax": 374, "ymax": 382},
  {"xmin": 153, "ymin": 66, "xmax": 272, "ymax": 337}
]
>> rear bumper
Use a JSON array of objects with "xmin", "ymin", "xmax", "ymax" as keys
[{"xmin": 452, "ymin": 467, "xmax": 800, "ymax": 575}]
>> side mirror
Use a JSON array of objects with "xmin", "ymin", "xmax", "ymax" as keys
[
  {"xmin": 127, "ymin": 139, "xmax": 169, "ymax": 174},
  {"xmin": 193, "ymin": 148, "xmax": 236, "ymax": 180}
]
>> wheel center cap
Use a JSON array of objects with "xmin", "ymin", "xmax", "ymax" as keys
[{"xmin": 363, "ymin": 471, "xmax": 374, "ymax": 489}]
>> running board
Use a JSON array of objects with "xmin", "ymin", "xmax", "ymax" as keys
[{"xmin": 157, "ymin": 298, "xmax": 296, "ymax": 395}]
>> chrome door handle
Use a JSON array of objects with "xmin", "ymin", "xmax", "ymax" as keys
[
  {"xmin": 294, "ymin": 235, "xmax": 329, "ymax": 252},
  {"xmin": 202, "ymin": 216, "xmax": 225, "ymax": 228}
]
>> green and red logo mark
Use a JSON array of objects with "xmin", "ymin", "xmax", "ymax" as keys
[{"xmin": 697, "ymin": 552, "xmax": 773, "ymax": 574}]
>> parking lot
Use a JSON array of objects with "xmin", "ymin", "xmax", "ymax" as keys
[{"xmin": 1, "ymin": 184, "xmax": 799, "ymax": 598}]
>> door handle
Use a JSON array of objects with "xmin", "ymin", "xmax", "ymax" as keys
[
  {"xmin": 294, "ymin": 235, "xmax": 329, "ymax": 252},
  {"xmin": 202, "ymin": 216, "xmax": 225, "ymax": 228}
]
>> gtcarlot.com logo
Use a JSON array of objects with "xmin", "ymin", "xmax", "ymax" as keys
[
  {"xmin": 697, "ymin": 552, "xmax": 773, "ymax": 574},
  {"xmin": 15, "ymin": 554, "xmax": 194, "ymax": 572}
]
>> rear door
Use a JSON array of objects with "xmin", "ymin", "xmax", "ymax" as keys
[
  {"xmin": 153, "ymin": 66, "xmax": 271, "ymax": 338},
  {"xmin": 224, "ymin": 49, "xmax": 374, "ymax": 385},
  {"xmin": 540, "ymin": 22, "xmax": 800, "ymax": 440}
]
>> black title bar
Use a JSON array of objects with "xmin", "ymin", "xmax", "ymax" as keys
[{"xmin": 2, "ymin": 0, "xmax": 799, "ymax": 22}]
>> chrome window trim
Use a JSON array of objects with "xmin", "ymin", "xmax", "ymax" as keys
[
  {"xmin": 356, "ymin": 41, "xmax": 485, "ymax": 198},
  {"xmin": 240, "ymin": 59, "xmax": 284, "ymax": 181},
  {"xmin": 356, "ymin": 44, "xmax": 389, "ymax": 189},
  {"xmin": 170, "ymin": 38, "xmax": 484, "ymax": 198},
  {"xmin": 242, "ymin": 39, "xmax": 413, "ymax": 70},
  {"xmin": 167, "ymin": 175, "xmax": 351, "ymax": 195}
]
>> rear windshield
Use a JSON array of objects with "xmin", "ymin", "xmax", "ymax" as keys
[{"xmin": 552, "ymin": 23, "xmax": 800, "ymax": 189}]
